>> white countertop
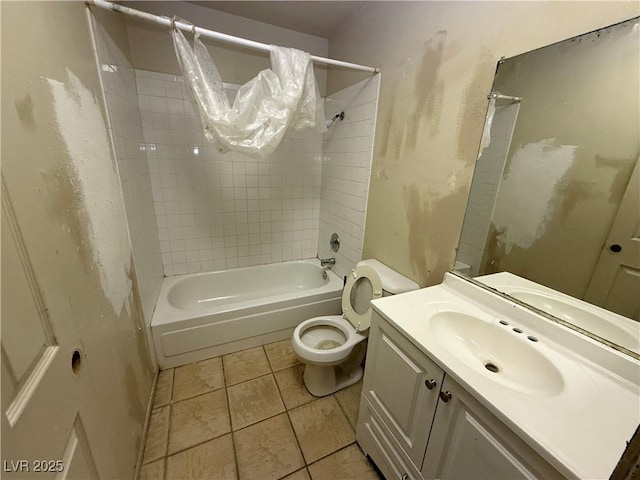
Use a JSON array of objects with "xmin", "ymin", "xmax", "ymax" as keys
[{"xmin": 371, "ymin": 273, "xmax": 640, "ymax": 479}]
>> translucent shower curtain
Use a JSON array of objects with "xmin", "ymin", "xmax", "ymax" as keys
[{"xmin": 172, "ymin": 28, "xmax": 325, "ymax": 158}]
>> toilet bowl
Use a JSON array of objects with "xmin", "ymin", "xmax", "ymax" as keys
[{"xmin": 292, "ymin": 259, "xmax": 419, "ymax": 397}]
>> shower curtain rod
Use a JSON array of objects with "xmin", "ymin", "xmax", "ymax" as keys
[
  {"xmin": 90, "ymin": 0, "xmax": 380, "ymax": 74},
  {"xmin": 488, "ymin": 91, "xmax": 522, "ymax": 102}
]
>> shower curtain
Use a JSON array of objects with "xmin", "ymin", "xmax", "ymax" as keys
[
  {"xmin": 172, "ymin": 28, "xmax": 325, "ymax": 158},
  {"xmin": 479, "ymin": 96, "xmax": 497, "ymax": 158}
]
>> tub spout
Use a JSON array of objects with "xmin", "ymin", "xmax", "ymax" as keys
[{"xmin": 320, "ymin": 257, "xmax": 336, "ymax": 267}]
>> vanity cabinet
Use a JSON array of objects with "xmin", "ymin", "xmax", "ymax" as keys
[
  {"xmin": 422, "ymin": 375, "xmax": 562, "ymax": 479},
  {"xmin": 360, "ymin": 312, "xmax": 444, "ymax": 469},
  {"xmin": 356, "ymin": 312, "xmax": 563, "ymax": 480}
]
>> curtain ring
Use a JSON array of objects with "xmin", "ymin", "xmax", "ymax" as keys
[{"xmin": 170, "ymin": 16, "xmax": 176, "ymax": 31}]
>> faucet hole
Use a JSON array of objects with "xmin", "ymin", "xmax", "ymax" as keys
[
  {"xmin": 499, "ymin": 320, "xmax": 509, "ymax": 326},
  {"xmin": 527, "ymin": 336, "xmax": 539, "ymax": 342},
  {"xmin": 512, "ymin": 327, "xmax": 523, "ymax": 333},
  {"xmin": 484, "ymin": 362, "xmax": 500, "ymax": 373}
]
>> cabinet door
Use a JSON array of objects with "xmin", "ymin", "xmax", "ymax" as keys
[
  {"xmin": 422, "ymin": 377, "xmax": 563, "ymax": 480},
  {"xmin": 358, "ymin": 396, "xmax": 422, "ymax": 480},
  {"xmin": 361, "ymin": 312, "xmax": 444, "ymax": 468}
]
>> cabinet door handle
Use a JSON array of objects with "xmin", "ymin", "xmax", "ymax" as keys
[
  {"xmin": 401, "ymin": 474, "xmax": 409, "ymax": 480},
  {"xmin": 439, "ymin": 390, "xmax": 452, "ymax": 402},
  {"xmin": 424, "ymin": 379, "xmax": 437, "ymax": 390}
]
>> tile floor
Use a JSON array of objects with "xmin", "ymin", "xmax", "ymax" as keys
[{"xmin": 140, "ymin": 340, "xmax": 382, "ymax": 480}]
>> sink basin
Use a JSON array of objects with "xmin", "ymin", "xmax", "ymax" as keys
[
  {"xmin": 430, "ymin": 311, "xmax": 565, "ymax": 396},
  {"xmin": 508, "ymin": 291, "xmax": 640, "ymax": 352}
]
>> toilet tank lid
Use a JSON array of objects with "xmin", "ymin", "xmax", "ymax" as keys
[{"xmin": 355, "ymin": 259, "xmax": 420, "ymax": 294}]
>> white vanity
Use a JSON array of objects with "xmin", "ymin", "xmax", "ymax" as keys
[{"xmin": 356, "ymin": 273, "xmax": 640, "ymax": 480}]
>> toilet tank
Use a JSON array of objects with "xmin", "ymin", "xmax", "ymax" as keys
[{"xmin": 356, "ymin": 259, "xmax": 420, "ymax": 296}]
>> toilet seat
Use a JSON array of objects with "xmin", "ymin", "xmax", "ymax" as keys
[{"xmin": 342, "ymin": 264, "xmax": 383, "ymax": 332}]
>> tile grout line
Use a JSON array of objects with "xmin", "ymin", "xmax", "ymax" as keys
[
  {"xmin": 270, "ymin": 361, "xmax": 309, "ymax": 468},
  {"xmin": 220, "ymin": 354, "xmax": 242, "ymax": 480},
  {"xmin": 162, "ymin": 359, "xmax": 234, "ymax": 467},
  {"xmin": 160, "ymin": 350, "xmax": 286, "ymax": 459},
  {"xmin": 306, "ymin": 442, "xmax": 360, "ymax": 471},
  {"xmin": 268, "ymin": 343, "xmax": 362, "ymax": 471},
  {"xmin": 169, "ymin": 384, "xmax": 227, "ymax": 406},
  {"xmin": 333, "ymin": 386, "xmax": 358, "ymax": 433},
  {"xmin": 259, "ymin": 345, "xmax": 306, "ymax": 480},
  {"xmin": 263, "ymin": 344, "xmax": 322, "ymax": 476},
  {"xmin": 162, "ymin": 368, "xmax": 175, "ymax": 480}
]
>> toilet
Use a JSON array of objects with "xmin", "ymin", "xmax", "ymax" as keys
[{"xmin": 292, "ymin": 259, "xmax": 419, "ymax": 396}]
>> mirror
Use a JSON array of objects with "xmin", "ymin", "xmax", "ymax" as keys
[{"xmin": 455, "ymin": 17, "xmax": 639, "ymax": 357}]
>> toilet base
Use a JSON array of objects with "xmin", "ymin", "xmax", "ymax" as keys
[{"xmin": 302, "ymin": 364, "xmax": 363, "ymax": 397}]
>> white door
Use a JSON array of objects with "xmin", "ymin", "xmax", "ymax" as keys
[
  {"xmin": 584, "ymin": 158, "xmax": 640, "ymax": 320},
  {"xmin": 1, "ymin": 179, "xmax": 98, "ymax": 479}
]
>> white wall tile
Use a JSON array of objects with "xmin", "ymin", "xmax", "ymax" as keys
[
  {"xmin": 95, "ymin": 26, "xmax": 164, "ymax": 332},
  {"xmin": 137, "ymin": 69, "xmax": 323, "ymax": 274},
  {"xmin": 457, "ymin": 102, "xmax": 520, "ymax": 276},
  {"xmin": 318, "ymin": 75, "xmax": 380, "ymax": 279}
]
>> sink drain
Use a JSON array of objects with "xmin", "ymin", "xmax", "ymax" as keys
[{"xmin": 484, "ymin": 362, "xmax": 500, "ymax": 373}]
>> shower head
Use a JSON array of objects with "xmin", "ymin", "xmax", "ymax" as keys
[{"xmin": 325, "ymin": 111, "xmax": 345, "ymax": 128}]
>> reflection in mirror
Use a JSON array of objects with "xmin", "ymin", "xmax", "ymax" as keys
[{"xmin": 456, "ymin": 17, "xmax": 640, "ymax": 356}]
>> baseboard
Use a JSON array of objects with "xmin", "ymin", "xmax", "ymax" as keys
[{"xmin": 132, "ymin": 368, "xmax": 159, "ymax": 480}]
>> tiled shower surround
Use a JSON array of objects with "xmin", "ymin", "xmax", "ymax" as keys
[
  {"xmin": 457, "ymin": 102, "xmax": 520, "ymax": 276},
  {"xmin": 136, "ymin": 69, "xmax": 379, "ymax": 276},
  {"xmin": 320, "ymin": 77, "xmax": 380, "ymax": 279}
]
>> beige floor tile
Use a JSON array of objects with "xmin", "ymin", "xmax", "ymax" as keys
[
  {"xmin": 308, "ymin": 444, "xmax": 380, "ymax": 480},
  {"xmin": 143, "ymin": 406, "xmax": 170, "ymax": 464},
  {"xmin": 334, "ymin": 380, "xmax": 363, "ymax": 428},
  {"xmin": 282, "ymin": 468, "xmax": 311, "ymax": 480},
  {"xmin": 168, "ymin": 389, "xmax": 230, "ymax": 455},
  {"xmin": 223, "ymin": 346, "xmax": 271, "ymax": 385},
  {"xmin": 274, "ymin": 365, "xmax": 315, "ymax": 410},
  {"xmin": 153, "ymin": 369, "xmax": 174, "ymax": 408},
  {"xmin": 234, "ymin": 413, "xmax": 304, "ymax": 480},
  {"xmin": 165, "ymin": 434, "xmax": 237, "ymax": 480},
  {"xmin": 139, "ymin": 459, "xmax": 164, "ymax": 480},
  {"xmin": 264, "ymin": 339, "xmax": 301, "ymax": 371},
  {"xmin": 173, "ymin": 357, "xmax": 224, "ymax": 402},
  {"xmin": 289, "ymin": 396, "xmax": 355, "ymax": 463},
  {"xmin": 227, "ymin": 374, "xmax": 285, "ymax": 430}
]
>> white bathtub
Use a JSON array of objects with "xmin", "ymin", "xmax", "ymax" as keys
[{"xmin": 151, "ymin": 259, "xmax": 343, "ymax": 368}]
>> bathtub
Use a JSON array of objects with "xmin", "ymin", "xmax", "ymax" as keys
[{"xmin": 151, "ymin": 259, "xmax": 343, "ymax": 368}]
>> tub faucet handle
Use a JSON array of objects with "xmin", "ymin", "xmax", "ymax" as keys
[{"xmin": 320, "ymin": 257, "xmax": 336, "ymax": 267}]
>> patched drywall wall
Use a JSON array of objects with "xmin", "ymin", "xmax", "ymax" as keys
[
  {"xmin": 480, "ymin": 17, "xmax": 639, "ymax": 298},
  {"xmin": 326, "ymin": 1, "xmax": 639, "ymax": 286},
  {"xmin": 492, "ymin": 139, "xmax": 577, "ymax": 254},
  {"xmin": 1, "ymin": 2, "xmax": 153, "ymax": 477},
  {"xmin": 122, "ymin": 1, "xmax": 329, "ymax": 95},
  {"xmin": 91, "ymin": 7, "xmax": 164, "ymax": 365},
  {"xmin": 47, "ymin": 69, "xmax": 133, "ymax": 315}
]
